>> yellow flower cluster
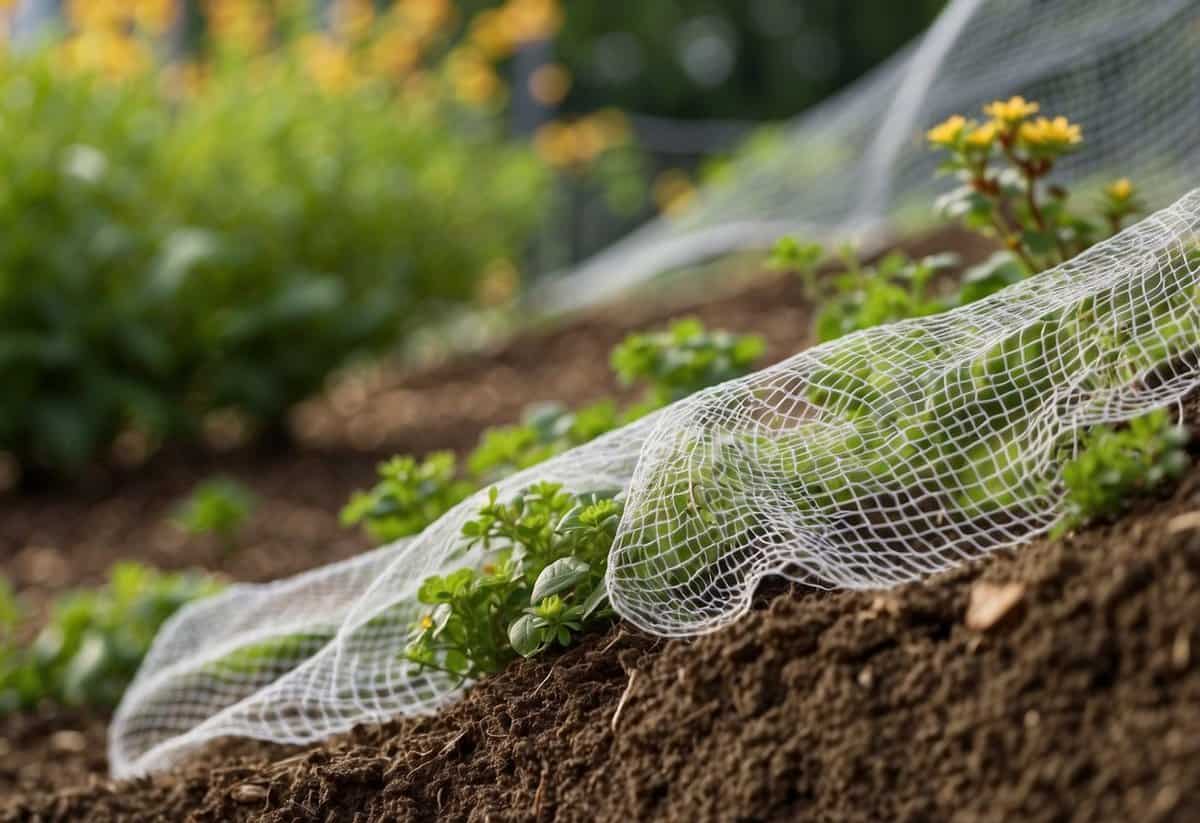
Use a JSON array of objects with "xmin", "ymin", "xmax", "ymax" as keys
[
  {"xmin": 469, "ymin": 0, "xmax": 563, "ymax": 60},
  {"xmin": 1018, "ymin": 116, "xmax": 1082, "ymax": 150},
  {"xmin": 533, "ymin": 109, "xmax": 630, "ymax": 169},
  {"xmin": 928, "ymin": 96, "xmax": 1081, "ymax": 156},
  {"xmin": 983, "ymin": 95, "xmax": 1038, "ymax": 125}
]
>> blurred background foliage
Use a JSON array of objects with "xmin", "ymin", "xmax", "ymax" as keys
[{"xmin": 0, "ymin": 0, "xmax": 944, "ymax": 480}]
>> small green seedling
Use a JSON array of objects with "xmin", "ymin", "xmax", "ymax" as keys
[
  {"xmin": 767, "ymin": 236, "xmax": 825, "ymax": 297},
  {"xmin": 174, "ymin": 477, "xmax": 256, "ymax": 553},
  {"xmin": 1056, "ymin": 411, "xmax": 1191, "ymax": 535}
]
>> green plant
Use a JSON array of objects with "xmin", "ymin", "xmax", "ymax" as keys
[
  {"xmin": 611, "ymin": 317, "xmax": 766, "ymax": 406},
  {"xmin": 344, "ymin": 319, "xmax": 765, "ymax": 540},
  {"xmin": 767, "ymin": 235, "xmax": 825, "ymax": 297},
  {"xmin": 404, "ymin": 483, "xmax": 620, "ymax": 682},
  {"xmin": 341, "ymin": 452, "xmax": 473, "ymax": 542},
  {"xmin": 0, "ymin": 52, "xmax": 547, "ymax": 478},
  {"xmin": 812, "ymin": 250, "xmax": 960, "ymax": 342},
  {"xmin": 928, "ymin": 97, "xmax": 1141, "ymax": 274},
  {"xmin": 1055, "ymin": 411, "xmax": 1191, "ymax": 535},
  {"xmin": 0, "ymin": 563, "xmax": 222, "ymax": 713},
  {"xmin": 174, "ymin": 477, "xmax": 256, "ymax": 551}
]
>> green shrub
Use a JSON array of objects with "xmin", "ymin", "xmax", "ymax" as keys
[
  {"xmin": 341, "ymin": 452, "xmax": 472, "ymax": 543},
  {"xmin": 1056, "ymin": 411, "xmax": 1191, "ymax": 535},
  {"xmin": 0, "ymin": 563, "xmax": 222, "ymax": 713},
  {"xmin": 0, "ymin": 54, "xmax": 547, "ymax": 477}
]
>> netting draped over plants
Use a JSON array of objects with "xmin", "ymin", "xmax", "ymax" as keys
[
  {"xmin": 536, "ymin": 0, "xmax": 1200, "ymax": 313},
  {"xmin": 111, "ymin": 189, "xmax": 1200, "ymax": 776}
]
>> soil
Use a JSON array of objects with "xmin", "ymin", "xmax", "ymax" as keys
[{"xmin": 6, "ymin": 425, "xmax": 1200, "ymax": 822}]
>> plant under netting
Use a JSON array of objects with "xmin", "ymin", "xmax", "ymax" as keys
[{"xmin": 108, "ymin": 186, "xmax": 1200, "ymax": 776}]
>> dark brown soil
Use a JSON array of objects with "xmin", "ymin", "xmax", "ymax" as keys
[{"xmin": 6, "ymin": 405, "xmax": 1200, "ymax": 822}]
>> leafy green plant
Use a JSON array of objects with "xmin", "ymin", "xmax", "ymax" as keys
[
  {"xmin": 174, "ymin": 477, "xmax": 256, "ymax": 552},
  {"xmin": 611, "ymin": 317, "xmax": 766, "ymax": 406},
  {"xmin": 0, "ymin": 52, "xmax": 547, "ymax": 478},
  {"xmin": 812, "ymin": 250, "xmax": 960, "ymax": 342},
  {"xmin": 344, "ymin": 319, "xmax": 765, "ymax": 540},
  {"xmin": 341, "ymin": 453, "xmax": 473, "ymax": 543},
  {"xmin": 0, "ymin": 563, "xmax": 222, "ymax": 713},
  {"xmin": 767, "ymin": 235, "xmax": 824, "ymax": 297},
  {"xmin": 1055, "ymin": 411, "xmax": 1191, "ymax": 535},
  {"xmin": 404, "ymin": 483, "xmax": 621, "ymax": 682}
]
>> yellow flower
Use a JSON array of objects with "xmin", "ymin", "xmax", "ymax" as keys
[
  {"xmin": 983, "ymin": 95, "xmax": 1039, "ymax": 125},
  {"xmin": 533, "ymin": 121, "xmax": 578, "ymax": 168},
  {"xmin": 447, "ymin": 48, "xmax": 503, "ymax": 105},
  {"xmin": 1106, "ymin": 177, "xmax": 1133, "ymax": 201},
  {"xmin": 419, "ymin": 614, "xmax": 434, "ymax": 631},
  {"xmin": 926, "ymin": 114, "xmax": 966, "ymax": 147},
  {"xmin": 1019, "ymin": 116, "xmax": 1082, "ymax": 150},
  {"xmin": 964, "ymin": 121, "xmax": 999, "ymax": 149},
  {"xmin": 300, "ymin": 34, "xmax": 356, "ymax": 93}
]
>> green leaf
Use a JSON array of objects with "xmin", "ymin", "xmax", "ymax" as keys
[
  {"xmin": 580, "ymin": 583, "xmax": 609, "ymax": 619},
  {"xmin": 507, "ymin": 614, "xmax": 546, "ymax": 658},
  {"xmin": 531, "ymin": 557, "xmax": 591, "ymax": 604}
]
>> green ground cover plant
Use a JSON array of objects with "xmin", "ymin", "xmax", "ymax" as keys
[{"xmin": 0, "ymin": 563, "xmax": 221, "ymax": 713}]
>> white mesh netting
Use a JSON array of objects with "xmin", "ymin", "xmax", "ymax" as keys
[
  {"xmin": 112, "ymin": 188, "xmax": 1200, "ymax": 776},
  {"xmin": 536, "ymin": 0, "xmax": 1200, "ymax": 313},
  {"xmin": 110, "ymin": 0, "xmax": 1200, "ymax": 776}
]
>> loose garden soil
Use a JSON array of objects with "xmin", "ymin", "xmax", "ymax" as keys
[{"xmin": 19, "ymin": 225, "xmax": 1198, "ymax": 822}]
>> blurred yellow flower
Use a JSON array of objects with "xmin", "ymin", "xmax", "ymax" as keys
[
  {"xmin": 368, "ymin": 27, "xmax": 421, "ymax": 80},
  {"xmin": 534, "ymin": 121, "xmax": 577, "ymax": 168},
  {"xmin": 983, "ymin": 95, "xmax": 1039, "ymax": 125},
  {"xmin": 58, "ymin": 29, "xmax": 150, "ymax": 81},
  {"xmin": 504, "ymin": 0, "xmax": 563, "ymax": 44},
  {"xmin": 132, "ymin": 0, "xmax": 174, "ymax": 35},
  {"xmin": 300, "ymin": 34, "xmax": 356, "ymax": 93},
  {"xmin": 400, "ymin": 0, "xmax": 455, "ymax": 40},
  {"xmin": 447, "ymin": 48, "xmax": 501, "ymax": 105},
  {"xmin": 653, "ymin": 168, "xmax": 696, "ymax": 216},
  {"xmin": 419, "ymin": 614, "xmax": 434, "ymax": 631},
  {"xmin": 529, "ymin": 63, "xmax": 570, "ymax": 106},
  {"xmin": 964, "ymin": 121, "xmax": 998, "ymax": 149},
  {"xmin": 469, "ymin": 9, "xmax": 516, "ymax": 59},
  {"xmin": 1019, "ymin": 116, "xmax": 1082, "ymax": 150},
  {"xmin": 335, "ymin": 0, "xmax": 375, "ymax": 41},
  {"xmin": 205, "ymin": 0, "xmax": 273, "ymax": 54},
  {"xmin": 926, "ymin": 114, "xmax": 966, "ymax": 147},
  {"xmin": 1106, "ymin": 177, "xmax": 1134, "ymax": 201}
]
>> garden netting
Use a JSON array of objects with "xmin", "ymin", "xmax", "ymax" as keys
[
  {"xmin": 112, "ymin": 187, "xmax": 1200, "ymax": 776},
  {"xmin": 111, "ymin": 0, "xmax": 1200, "ymax": 777},
  {"xmin": 537, "ymin": 0, "xmax": 1200, "ymax": 313}
]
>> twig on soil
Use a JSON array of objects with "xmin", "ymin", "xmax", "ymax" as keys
[
  {"xmin": 532, "ymin": 666, "xmax": 555, "ymax": 696},
  {"xmin": 599, "ymin": 628, "xmax": 626, "ymax": 654},
  {"xmin": 611, "ymin": 669, "xmax": 639, "ymax": 733}
]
